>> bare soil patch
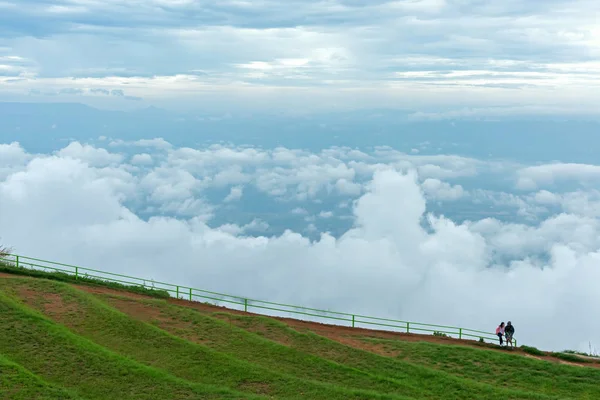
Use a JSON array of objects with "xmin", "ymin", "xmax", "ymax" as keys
[
  {"xmin": 15, "ymin": 286, "xmax": 79, "ymax": 325},
  {"xmin": 101, "ymin": 295, "xmax": 211, "ymax": 344}
]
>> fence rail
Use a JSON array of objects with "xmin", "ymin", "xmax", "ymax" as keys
[{"xmin": 0, "ymin": 254, "xmax": 515, "ymax": 346}]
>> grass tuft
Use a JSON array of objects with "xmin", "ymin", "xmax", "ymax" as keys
[
  {"xmin": 521, "ymin": 346, "xmax": 545, "ymax": 356},
  {"xmin": 552, "ymin": 352, "xmax": 590, "ymax": 364},
  {"xmin": 0, "ymin": 261, "xmax": 170, "ymax": 299}
]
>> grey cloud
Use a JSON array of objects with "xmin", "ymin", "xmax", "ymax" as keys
[
  {"xmin": 59, "ymin": 87, "xmax": 84, "ymax": 95},
  {"xmin": 28, "ymin": 88, "xmax": 57, "ymax": 96},
  {"xmin": 1, "ymin": 0, "xmax": 599, "ymax": 112},
  {"xmin": 111, "ymin": 89, "xmax": 143, "ymax": 101},
  {"xmin": 88, "ymin": 88, "xmax": 141, "ymax": 100},
  {"xmin": 90, "ymin": 88, "xmax": 110, "ymax": 95}
]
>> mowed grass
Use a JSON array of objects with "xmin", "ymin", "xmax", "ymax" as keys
[
  {"xmin": 0, "ymin": 354, "xmax": 82, "ymax": 400},
  {"xmin": 97, "ymin": 293, "xmax": 427, "ymax": 398},
  {"xmin": 0, "ymin": 275, "xmax": 598, "ymax": 400},
  {"xmin": 157, "ymin": 301, "xmax": 595, "ymax": 400},
  {"xmin": 95, "ymin": 294, "xmax": 568, "ymax": 400},
  {"xmin": 0, "ymin": 278, "xmax": 408, "ymax": 400},
  {"xmin": 185, "ymin": 313, "xmax": 564, "ymax": 400},
  {"xmin": 364, "ymin": 338, "xmax": 600, "ymax": 400},
  {"xmin": 0, "ymin": 289, "xmax": 260, "ymax": 400},
  {"xmin": 0, "ymin": 262, "xmax": 170, "ymax": 299}
]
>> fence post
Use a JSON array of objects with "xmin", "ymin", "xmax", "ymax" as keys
[
  {"xmin": 75, "ymin": 267, "xmax": 78, "ymax": 280},
  {"xmin": 459, "ymin": 328, "xmax": 462, "ymax": 340},
  {"xmin": 407, "ymin": 322, "xmax": 410, "ymax": 333},
  {"xmin": 352, "ymin": 315, "xmax": 355, "ymax": 328},
  {"xmin": 15, "ymin": 255, "xmax": 19, "ymax": 268},
  {"xmin": 176, "ymin": 286, "xmax": 179, "ymax": 299},
  {"xmin": 189, "ymin": 288, "xmax": 192, "ymax": 301},
  {"xmin": 244, "ymin": 298, "xmax": 248, "ymax": 312}
]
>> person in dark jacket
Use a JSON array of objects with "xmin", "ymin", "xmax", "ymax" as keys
[{"xmin": 505, "ymin": 321, "xmax": 515, "ymax": 347}]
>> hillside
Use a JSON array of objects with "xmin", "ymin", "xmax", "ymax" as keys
[{"xmin": 1, "ymin": 273, "xmax": 600, "ymax": 399}]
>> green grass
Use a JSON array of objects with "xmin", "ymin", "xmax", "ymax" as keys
[
  {"xmin": 0, "ymin": 262, "xmax": 169, "ymax": 299},
  {"xmin": 0, "ymin": 289, "xmax": 260, "ymax": 400},
  {"xmin": 522, "ymin": 345, "xmax": 545, "ymax": 356},
  {"xmin": 202, "ymin": 312, "xmax": 567, "ymax": 400},
  {"xmin": 552, "ymin": 352, "xmax": 590, "ymax": 363},
  {"xmin": 1, "ymin": 274, "xmax": 598, "ymax": 399},
  {"xmin": 0, "ymin": 278, "xmax": 408, "ymax": 400},
  {"xmin": 360, "ymin": 338, "xmax": 600, "ymax": 399},
  {"xmin": 0, "ymin": 354, "xmax": 82, "ymax": 399},
  {"xmin": 564, "ymin": 350, "xmax": 600, "ymax": 359},
  {"xmin": 97, "ymin": 293, "xmax": 426, "ymax": 398}
]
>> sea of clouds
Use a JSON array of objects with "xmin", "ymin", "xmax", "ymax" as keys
[{"xmin": 1, "ymin": 139, "xmax": 600, "ymax": 352}]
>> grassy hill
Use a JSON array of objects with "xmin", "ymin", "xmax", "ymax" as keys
[{"xmin": 1, "ymin": 271, "xmax": 600, "ymax": 399}]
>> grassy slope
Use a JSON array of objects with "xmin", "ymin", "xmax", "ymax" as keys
[
  {"xmin": 100, "ymin": 294, "xmax": 428, "ymax": 397},
  {"xmin": 0, "ymin": 263, "xmax": 170, "ymax": 299},
  {"xmin": 95, "ymin": 292, "xmax": 564, "ymax": 400},
  {"xmin": 1, "ymin": 274, "xmax": 598, "ymax": 399},
  {"xmin": 0, "ymin": 355, "xmax": 82, "ymax": 400},
  {"xmin": 0, "ymin": 289, "xmax": 260, "ymax": 400},
  {"xmin": 364, "ymin": 338, "xmax": 600, "ymax": 400},
  {"xmin": 0, "ymin": 278, "xmax": 408, "ymax": 400},
  {"xmin": 157, "ymin": 301, "xmax": 600, "ymax": 400}
]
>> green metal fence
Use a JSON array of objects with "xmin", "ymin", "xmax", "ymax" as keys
[{"xmin": 0, "ymin": 254, "xmax": 515, "ymax": 346}]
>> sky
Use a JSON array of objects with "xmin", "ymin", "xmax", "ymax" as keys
[
  {"xmin": 1, "ymin": 0, "xmax": 600, "ymax": 353},
  {"xmin": 0, "ymin": 0, "xmax": 600, "ymax": 114}
]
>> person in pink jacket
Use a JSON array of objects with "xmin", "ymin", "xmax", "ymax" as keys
[{"xmin": 496, "ymin": 322, "xmax": 505, "ymax": 345}]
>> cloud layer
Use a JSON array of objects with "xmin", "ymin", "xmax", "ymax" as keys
[
  {"xmin": 1, "ymin": 139, "xmax": 600, "ymax": 352},
  {"xmin": 1, "ymin": 0, "xmax": 600, "ymax": 112}
]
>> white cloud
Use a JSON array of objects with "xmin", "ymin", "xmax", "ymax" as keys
[
  {"xmin": 224, "ymin": 186, "xmax": 244, "ymax": 202},
  {"xmin": 532, "ymin": 190, "xmax": 560, "ymax": 205},
  {"xmin": 243, "ymin": 218, "xmax": 270, "ymax": 233},
  {"xmin": 140, "ymin": 168, "xmax": 200, "ymax": 203},
  {"xmin": 421, "ymin": 178, "xmax": 465, "ymax": 201},
  {"xmin": 131, "ymin": 153, "xmax": 153, "ymax": 165},
  {"xmin": 57, "ymin": 142, "xmax": 124, "ymax": 167},
  {"xmin": 3, "ymin": 141, "xmax": 600, "ymax": 353},
  {"xmin": 417, "ymin": 163, "xmax": 477, "ymax": 180},
  {"xmin": 530, "ymin": 190, "xmax": 600, "ymax": 218},
  {"xmin": 154, "ymin": 197, "xmax": 214, "ymax": 220},
  {"xmin": 212, "ymin": 166, "xmax": 251, "ymax": 187},
  {"xmin": 0, "ymin": 142, "xmax": 29, "ymax": 165},
  {"xmin": 215, "ymin": 218, "xmax": 270, "ymax": 236},
  {"xmin": 0, "ymin": 142, "xmax": 31, "ymax": 180},
  {"xmin": 110, "ymin": 138, "xmax": 173, "ymax": 150},
  {"xmin": 334, "ymin": 178, "xmax": 363, "ymax": 196},
  {"xmin": 517, "ymin": 163, "xmax": 600, "ymax": 190},
  {"xmin": 255, "ymin": 163, "xmax": 356, "ymax": 200}
]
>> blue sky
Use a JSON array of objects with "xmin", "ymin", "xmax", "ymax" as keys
[{"xmin": 1, "ymin": 0, "xmax": 600, "ymax": 114}]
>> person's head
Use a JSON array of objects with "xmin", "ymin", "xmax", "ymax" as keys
[
  {"xmin": 507, "ymin": 321, "xmax": 512, "ymax": 326},
  {"xmin": 500, "ymin": 322, "xmax": 505, "ymax": 327}
]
